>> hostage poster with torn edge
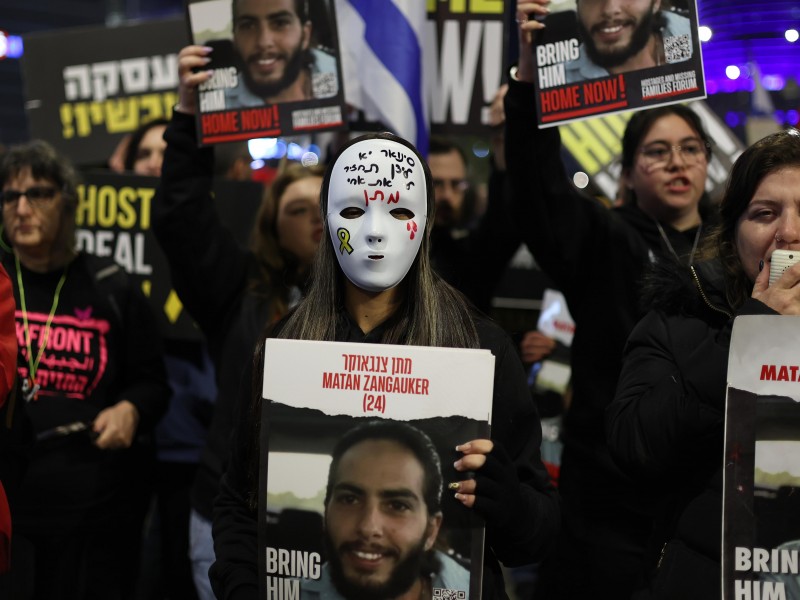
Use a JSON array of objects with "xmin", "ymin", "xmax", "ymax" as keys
[
  {"xmin": 723, "ymin": 316, "xmax": 800, "ymax": 599},
  {"xmin": 260, "ymin": 338, "xmax": 495, "ymax": 599},
  {"xmin": 186, "ymin": 0, "xmax": 347, "ymax": 144},
  {"xmin": 531, "ymin": 0, "xmax": 706, "ymax": 127}
]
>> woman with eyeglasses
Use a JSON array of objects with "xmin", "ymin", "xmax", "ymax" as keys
[
  {"xmin": 607, "ymin": 127, "xmax": 800, "ymax": 599},
  {"xmin": 0, "ymin": 140, "xmax": 169, "ymax": 599},
  {"xmin": 504, "ymin": 2, "xmax": 716, "ymax": 597}
]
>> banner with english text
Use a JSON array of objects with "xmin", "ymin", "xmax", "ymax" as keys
[
  {"xmin": 722, "ymin": 316, "xmax": 800, "ymax": 599},
  {"xmin": 531, "ymin": 0, "xmax": 706, "ymax": 127},
  {"xmin": 259, "ymin": 338, "xmax": 494, "ymax": 599},
  {"xmin": 186, "ymin": 0, "xmax": 347, "ymax": 144}
]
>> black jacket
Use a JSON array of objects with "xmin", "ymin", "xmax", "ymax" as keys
[
  {"xmin": 152, "ymin": 111, "xmax": 274, "ymax": 520},
  {"xmin": 209, "ymin": 310, "xmax": 560, "ymax": 600},
  {"xmin": 1, "ymin": 252, "xmax": 169, "ymax": 533},
  {"xmin": 606, "ymin": 258, "xmax": 773, "ymax": 598},
  {"xmin": 504, "ymin": 76, "xmax": 710, "ymax": 534}
]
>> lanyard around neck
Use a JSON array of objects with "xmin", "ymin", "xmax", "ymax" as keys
[
  {"xmin": 15, "ymin": 253, "xmax": 69, "ymax": 383},
  {"xmin": 654, "ymin": 220, "xmax": 702, "ymax": 266}
]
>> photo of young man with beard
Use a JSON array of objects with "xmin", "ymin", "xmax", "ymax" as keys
[
  {"xmin": 299, "ymin": 421, "xmax": 470, "ymax": 600},
  {"xmin": 189, "ymin": 0, "xmax": 339, "ymax": 109},
  {"xmin": 563, "ymin": 0, "xmax": 693, "ymax": 83}
]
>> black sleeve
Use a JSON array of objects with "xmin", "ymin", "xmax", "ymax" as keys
[
  {"xmin": 606, "ymin": 304, "xmax": 752, "ymax": 480},
  {"xmin": 209, "ymin": 349, "xmax": 261, "ymax": 600},
  {"xmin": 483, "ymin": 323, "xmax": 560, "ymax": 565},
  {"xmin": 453, "ymin": 160, "xmax": 524, "ymax": 314},
  {"xmin": 605, "ymin": 301, "xmax": 774, "ymax": 479},
  {"xmin": 151, "ymin": 111, "xmax": 252, "ymax": 343},
  {"xmin": 115, "ymin": 274, "xmax": 170, "ymax": 431},
  {"xmin": 503, "ymin": 76, "xmax": 621, "ymax": 299}
]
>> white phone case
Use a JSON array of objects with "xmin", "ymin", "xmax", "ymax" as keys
[{"xmin": 769, "ymin": 249, "xmax": 800, "ymax": 285}]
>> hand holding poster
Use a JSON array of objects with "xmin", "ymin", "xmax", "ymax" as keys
[
  {"xmin": 260, "ymin": 338, "xmax": 494, "ymax": 599},
  {"xmin": 528, "ymin": 0, "xmax": 706, "ymax": 126},
  {"xmin": 186, "ymin": 0, "xmax": 347, "ymax": 143},
  {"xmin": 723, "ymin": 316, "xmax": 800, "ymax": 599}
]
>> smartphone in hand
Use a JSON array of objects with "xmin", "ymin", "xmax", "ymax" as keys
[{"xmin": 769, "ymin": 249, "xmax": 800, "ymax": 285}]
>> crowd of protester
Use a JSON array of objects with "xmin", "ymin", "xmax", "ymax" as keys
[{"xmin": 1, "ymin": 1, "xmax": 799, "ymax": 599}]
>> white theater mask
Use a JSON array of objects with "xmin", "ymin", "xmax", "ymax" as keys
[{"xmin": 327, "ymin": 138, "xmax": 428, "ymax": 292}]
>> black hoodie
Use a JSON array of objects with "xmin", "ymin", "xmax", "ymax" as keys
[{"xmin": 606, "ymin": 258, "xmax": 773, "ymax": 598}]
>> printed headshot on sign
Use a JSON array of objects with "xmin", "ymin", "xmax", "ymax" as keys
[
  {"xmin": 188, "ymin": 0, "xmax": 340, "ymax": 110},
  {"xmin": 283, "ymin": 420, "xmax": 471, "ymax": 600},
  {"xmin": 535, "ymin": 0, "xmax": 694, "ymax": 84}
]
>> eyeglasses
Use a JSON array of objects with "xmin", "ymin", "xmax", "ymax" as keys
[
  {"xmin": 0, "ymin": 186, "xmax": 59, "ymax": 208},
  {"xmin": 638, "ymin": 140, "xmax": 710, "ymax": 171},
  {"xmin": 432, "ymin": 178, "xmax": 469, "ymax": 193}
]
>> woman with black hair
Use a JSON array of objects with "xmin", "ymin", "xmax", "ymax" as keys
[
  {"xmin": 607, "ymin": 128, "xmax": 800, "ymax": 598},
  {"xmin": 210, "ymin": 131, "xmax": 560, "ymax": 599},
  {"xmin": 506, "ymin": 3, "xmax": 716, "ymax": 597}
]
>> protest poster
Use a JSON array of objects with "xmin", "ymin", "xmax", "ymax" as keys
[
  {"xmin": 74, "ymin": 171, "xmax": 262, "ymax": 340},
  {"xmin": 427, "ymin": 0, "xmax": 508, "ymax": 135},
  {"xmin": 260, "ymin": 338, "xmax": 495, "ymax": 599},
  {"xmin": 531, "ymin": 0, "xmax": 706, "ymax": 127},
  {"xmin": 186, "ymin": 0, "xmax": 347, "ymax": 144},
  {"xmin": 21, "ymin": 18, "xmax": 186, "ymax": 167},
  {"xmin": 722, "ymin": 316, "xmax": 800, "ymax": 599}
]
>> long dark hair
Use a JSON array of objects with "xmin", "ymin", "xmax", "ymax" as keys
[
  {"xmin": 275, "ymin": 132, "xmax": 479, "ymax": 349},
  {"xmin": 243, "ymin": 133, "xmax": 480, "ymax": 506},
  {"xmin": 698, "ymin": 128, "xmax": 800, "ymax": 310}
]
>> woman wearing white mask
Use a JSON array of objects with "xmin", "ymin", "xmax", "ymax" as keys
[{"xmin": 209, "ymin": 132, "xmax": 560, "ymax": 600}]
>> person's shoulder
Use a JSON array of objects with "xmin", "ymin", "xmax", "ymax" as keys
[
  {"xmin": 75, "ymin": 252, "xmax": 126, "ymax": 281},
  {"xmin": 473, "ymin": 315, "xmax": 516, "ymax": 355},
  {"xmin": 223, "ymin": 78, "xmax": 264, "ymax": 108},
  {"xmin": 76, "ymin": 253, "xmax": 139, "ymax": 300},
  {"xmin": 661, "ymin": 9, "xmax": 692, "ymax": 36},
  {"xmin": 310, "ymin": 47, "xmax": 337, "ymax": 73},
  {"xmin": 434, "ymin": 550, "xmax": 471, "ymax": 594},
  {"xmin": 565, "ymin": 46, "xmax": 610, "ymax": 82},
  {"xmin": 298, "ymin": 563, "xmax": 340, "ymax": 599}
]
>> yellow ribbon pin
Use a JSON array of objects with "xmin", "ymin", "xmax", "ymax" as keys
[{"xmin": 337, "ymin": 228, "xmax": 353, "ymax": 255}]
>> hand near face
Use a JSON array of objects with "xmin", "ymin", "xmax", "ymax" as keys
[
  {"xmin": 177, "ymin": 45, "xmax": 214, "ymax": 114},
  {"xmin": 93, "ymin": 399, "xmax": 140, "ymax": 450},
  {"xmin": 751, "ymin": 260, "xmax": 800, "ymax": 315},
  {"xmin": 516, "ymin": 0, "xmax": 550, "ymax": 82}
]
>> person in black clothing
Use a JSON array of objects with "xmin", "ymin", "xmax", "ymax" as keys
[
  {"xmin": 508, "ymin": 2, "xmax": 714, "ymax": 597},
  {"xmin": 151, "ymin": 44, "xmax": 326, "ymax": 600},
  {"xmin": 607, "ymin": 127, "xmax": 800, "ymax": 598},
  {"xmin": 0, "ymin": 140, "xmax": 169, "ymax": 599},
  {"xmin": 427, "ymin": 107, "xmax": 522, "ymax": 316},
  {"xmin": 209, "ymin": 131, "xmax": 559, "ymax": 600}
]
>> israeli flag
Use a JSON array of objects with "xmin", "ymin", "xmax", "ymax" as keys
[{"xmin": 335, "ymin": 0, "xmax": 429, "ymax": 154}]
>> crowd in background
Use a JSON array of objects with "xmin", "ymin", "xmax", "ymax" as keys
[{"xmin": 0, "ymin": 1, "xmax": 799, "ymax": 599}]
